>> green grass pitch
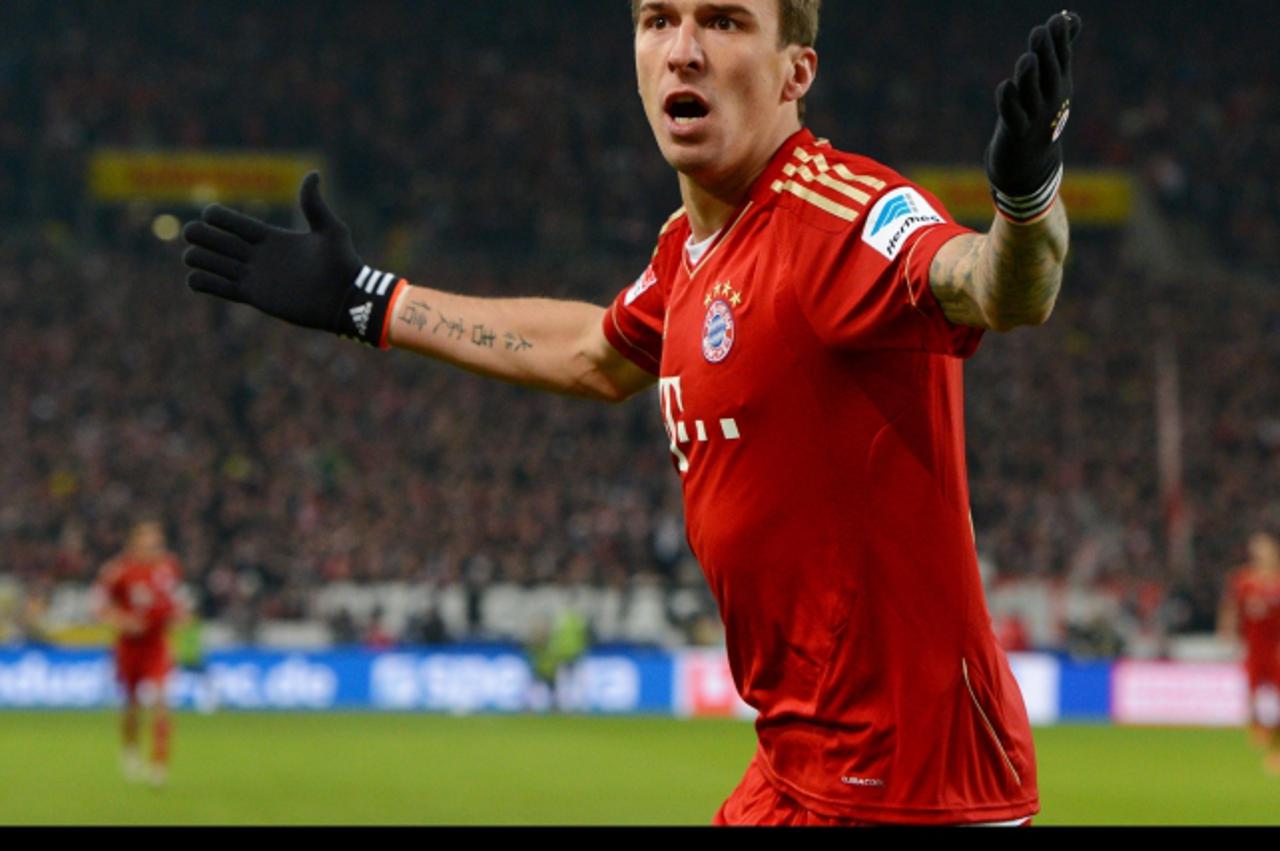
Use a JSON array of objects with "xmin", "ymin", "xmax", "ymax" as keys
[{"xmin": 0, "ymin": 713, "xmax": 1276, "ymax": 825}]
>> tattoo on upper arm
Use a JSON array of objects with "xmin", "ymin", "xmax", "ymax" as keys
[
  {"xmin": 930, "ymin": 236, "xmax": 989, "ymax": 328},
  {"xmin": 930, "ymin": 204, "xmax": 1068, "ymax": 331}
]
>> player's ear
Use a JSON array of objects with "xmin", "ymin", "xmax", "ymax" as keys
[{"xmin": 781, "ymin": 45, "xmax": 818, "ymax": 106}]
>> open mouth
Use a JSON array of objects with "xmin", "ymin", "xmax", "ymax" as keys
[{"xmin": 665, "ymin": 93, "xmax": 711, "ymax": 126}]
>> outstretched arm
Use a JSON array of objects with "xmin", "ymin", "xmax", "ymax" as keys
[
  {"xmin": 182, "ymin": 174, "xmax": 654, "ymax": 403},
  {"xmin": 1217, "ymin": 586, "xmax": 1240, "ymax": 645},
  {"xmin": 929, "ymin": 11, "xmax": 1080, "ymax": 332},
  {"xmin": 385, "ymin": 287, "xmax": 655, "ymax": 402},
  {"xmin": 929, "ymin": 202, "xmax": 1068, "ymax": 332}
]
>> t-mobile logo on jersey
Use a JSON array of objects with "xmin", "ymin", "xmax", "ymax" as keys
[{"xmin": 658, "ymin": 376, "xmax": 741, "ymax": 474}]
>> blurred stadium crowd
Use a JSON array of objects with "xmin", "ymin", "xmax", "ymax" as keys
[{"xmin": 1, "ymin": 1, "xmax": 1277, "ymax": 650}]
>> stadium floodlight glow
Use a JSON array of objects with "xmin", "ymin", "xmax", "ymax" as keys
[{"xmin": 151, "ymin": 214, "xmax": 181, "ymax": 242}]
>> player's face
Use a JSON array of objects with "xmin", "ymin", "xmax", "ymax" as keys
[
  {"xmin": 128, "ymin": 523, "xmax": 165, "ymax": 559},
  {"xmin": 1250, "ymin": 533, "xmax": 1280, "ymax": 569},
  {"xmin": 634, "ymin": 0, "xmax": 814, "ymax": 189}
]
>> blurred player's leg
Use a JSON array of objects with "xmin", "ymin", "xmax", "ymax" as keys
[
  {"xmin": 145, "ymin": 650, "xmax": 173, "ymax": 786},
  {"xmin": 1246, "ymin": 674, "xmax": 1269, "ymax": 748},
  {"xmin": 1255, "ymin": 683, "xmax": 1280, "ymax": 774},
  {"xmin": 121, "ymin": 689, "xmax": 144, "ymax": 782},
  {"xmin": 118, "ymin": 646, "xmax": 146, "ymax": 782},
  {"xmin": 150, "ymin": 690, "xmax": 171, "ymax": 786}
]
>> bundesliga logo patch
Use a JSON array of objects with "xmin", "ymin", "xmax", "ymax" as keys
[
  {"xmin": 625, "ymin": 264, "xmax": 658, "ymax": 306},
  {"xmin": 862, "ymin": 187, "xmax": 945, "ymax": 261}
]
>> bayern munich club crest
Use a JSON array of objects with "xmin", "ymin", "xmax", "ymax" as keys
[{"xmin": 701, "ymin": 281, "xmax": 741, "ymax": 364}]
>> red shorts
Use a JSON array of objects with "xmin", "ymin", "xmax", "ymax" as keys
[
  {"xmin": 713, "ymin": 755, "xmax": 1032, "ymax": 827},
  {"xmin": 1246, "ymin": 661, "xmax": 1280, "ymax": 691},
  {"xmin": 115, "ymin": 641, "xmax": 171, "ymax": 693}
]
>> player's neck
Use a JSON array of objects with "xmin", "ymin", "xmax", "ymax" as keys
[
  {"xmin": 677, "ymin": 120, "xmax": 802, "ymax": 241},
  {"xmin": 678, "ymin": 178, "xmax": 743, "ymax": 243}
]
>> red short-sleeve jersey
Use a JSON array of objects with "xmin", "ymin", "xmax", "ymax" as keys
[
  {"xmin": 96, "ymin": 554, "xmax": 183, "ymax": 647},
  {"xmin": 603, "ymin": 130, "xmax": 1037, "ymax": 824},
  {"xmin": 1228, "ymin": 567, "xmax": 1280, "ymax": 684}
]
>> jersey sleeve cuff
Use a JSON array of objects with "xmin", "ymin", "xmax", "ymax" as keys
[
  {"xmin": 601, "ymin": 305, "xmax": 662, "ymax": 376},
  {"xmin": 904, "ymin": 223, "xmax": 985, "ymax": 360}
]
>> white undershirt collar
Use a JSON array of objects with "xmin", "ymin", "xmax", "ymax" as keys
[{"xmin": 684, "ymin": 229, "xmax": 721, "ymax": 267}]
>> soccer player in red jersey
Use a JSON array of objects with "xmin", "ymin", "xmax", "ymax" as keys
[
  {"xmin": 1219, "ymin": 532, "xmax": 1280, "ymax": 774},
  {"xmin": 94, "ymin": 519, "xmax": 186, "ymax": 785},
  {"xmin": 182, "ymin": 1, "xmax": 1080, "ymax": 824}
]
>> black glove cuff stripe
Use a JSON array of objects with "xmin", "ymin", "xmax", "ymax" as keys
[
  {"xmin": 993, "ymin": 163, "xmax": 1062, "ymax": 209},
  {"xmin": 992, "ymin": 163, "xmax": 1063, "ymax": 222},
  {"xmin": 346, "ymin": 265, "xmax": 403, "ymax": 347},
  {"xmin": 355, "ymin": 265, "xmax": 397, "ymax": 296}
]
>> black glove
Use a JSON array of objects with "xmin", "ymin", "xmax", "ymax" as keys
[
  {"xmin": 984, "ymin": 11, "xmax": 1082, "ymax": 223},
  {"xmin": 182, "ymin": 173, "xmax": 405, "ymax": 348}
]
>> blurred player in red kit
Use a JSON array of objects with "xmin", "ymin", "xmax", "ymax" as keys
[
  {"xmin": 94, "ymin": 519, "xmax": 186, "ymax": 785},
  {"xmin": 1219, "ymin": 532, "xmax": 1280, "ymax": 773},
  {"xmin": 182, "ymin": 0, "xmax": 1081, "ymax": 824}
]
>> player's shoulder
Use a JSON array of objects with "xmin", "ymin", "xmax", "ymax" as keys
[
  {"xmin": 766, "ymin": 137, "xmax": 930, "ymax": 241},
  {"xmin": 650, "ymin": 206, "xmax": 690, "ymax": 264},
  {"xmin": 160, "ymin": 553, "xmax": 183, "ymax": 580},
  {"xmin": 810, "ymin": 137, "xmax": 906, "ymax": 190},
  {"xmin": 622, "ymin": 206, "xmax": 688, "ymax": 307},
  {"xmin": 1228, "ymin": 565, "xmax": 1255, "ymax": 593},
  {"xmin": 97, "ymin": 556, "xmax": 125, "ymax": 584}
]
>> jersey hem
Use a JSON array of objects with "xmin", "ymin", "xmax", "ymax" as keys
[{"xmin": 754, "ymin": 749, "xmax": 1040, "ymax": 825}]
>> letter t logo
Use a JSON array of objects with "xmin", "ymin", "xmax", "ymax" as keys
[{"xmin": 658, "ymin": 376, "xmax": 690, "ymax": 474}]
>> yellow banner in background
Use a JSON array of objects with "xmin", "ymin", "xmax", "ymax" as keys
[
  {"xmin": 42, "ymin": 624, "xmax": 114, "ymax": 648},
  {"xmin": 88, "ymin": 150, "xmax": 324, "ymax": 204},
  {"xmin": 910, "ymin": 167, "xmax": 1135, "ymax": 226}
]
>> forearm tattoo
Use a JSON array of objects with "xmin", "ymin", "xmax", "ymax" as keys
[
  {"xmin": 399, "ymin": 300, "xmax": 536, "ymax": 353},
  {"xmin": 399, "ymin": 301, "xmax": 433, "ymax": 332},
  {"xmin": 931, "ymin": 202, "xmax": 1069, "ymax": 331},
  {"xmin": 433, "ymin": 312, "xmax": 466, "ymax": 340}
]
